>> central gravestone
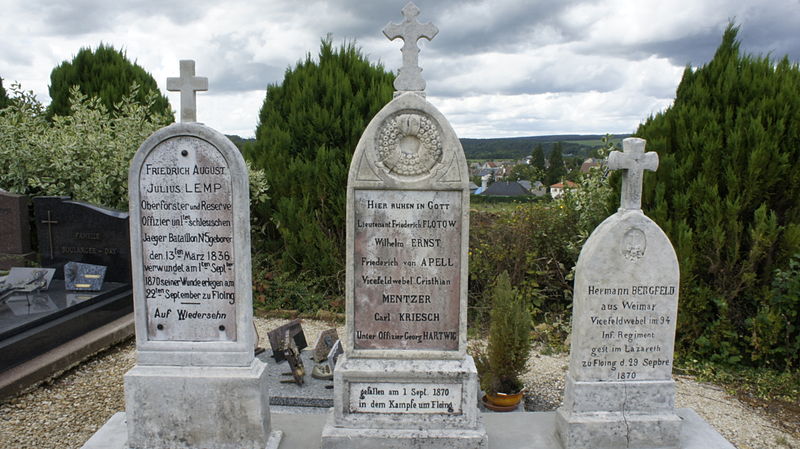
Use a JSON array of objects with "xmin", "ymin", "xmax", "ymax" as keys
[
  {"xmin": 556, "ymin": 137, "xmax": 681, "ymax": 449},
  {"xmin": 321, "ymin": 3, "xmax": 487, "ymax": 448},
  {"xmin": 123, "ymin": 60, "xmax": 280, "ymax": 449}
]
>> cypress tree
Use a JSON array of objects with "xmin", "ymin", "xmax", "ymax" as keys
[
  {"xmin": 243, "ymin": 38, "xmax": 394, "ymax": 286},
  {"xmin": 636, "ymin": 24, "xmax": 800, "ymax": 368},
  {"xmin": 531, "ymin": 144, "xmax": 545, "ymax": 171},
  {"xmin": 47, "ymin": 44, "xmax": 171, "ymax": 119},
  {"xmin": 546, "ymin": 142, "xmax": 565, "ymax": 185}
]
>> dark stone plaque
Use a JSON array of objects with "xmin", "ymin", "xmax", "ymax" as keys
[
  {"xmin": 33, "ymin": 197, "xmax": 130, "ymax": 283},
  {"xmin": 353, "ymin": 190, "xmax": 461, "ymax": 351}
]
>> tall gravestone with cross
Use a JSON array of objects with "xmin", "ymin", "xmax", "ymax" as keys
[
  {"xmin": 556, "ymin": 137, "xmax": 682, "ymax": 449},
  {"xmin": 320, "ymin": 3, "xmax": 487, "ymax": 448},
  {"xmin": 123, "ymin": 60, "xmax": 281, "ymax": 449}
]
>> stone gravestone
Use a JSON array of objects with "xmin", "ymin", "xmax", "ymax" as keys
[
  {"xmin": 321, "ymin": 3, "xmax": 488, "ymax": 448},
  {"xmin": 33, "ymin": 196, "xmax": 131, "ymax": 283},
  {"xmin": 556, "ymin": 137, "xmax": 681, "ymax": 449},
  {"xmin": 0, "ymin": 190, "xmax": 35, "ymax": 269},
  {"xmin": 123, "ymin": 60, "xmax": 280, "ymax": 449}
]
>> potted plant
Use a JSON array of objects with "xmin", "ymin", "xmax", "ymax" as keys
[{"xmin": 475, "ymin": 270, "xmax": 531, "ymax": 411}]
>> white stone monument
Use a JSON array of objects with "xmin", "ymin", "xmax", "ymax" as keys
[
  {"xmin": 320, "ymin": 3, "xmax": 487, "ymax": 448},
  {"xmin": 556, "ymin": 137, "xmax": 681, "ymax": 449},
  {"xmin": 123, "ymin": 60, "xmax": 281, "ymax": 449}
]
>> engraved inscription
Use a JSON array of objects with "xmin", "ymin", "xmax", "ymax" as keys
[
  {"xmin": 353, "ymin": 190, "xmax": 461, "ymax": 350},
  {"xmin": 138, "ymin": 136, "xmax": 236, "ymax": 341},
  {"xmin": 349, "ymin": 382, "xmax": 462, "ymax": 414},
  {"xmin": 577, "ymin": 283, "xmax": 677, "ymax": 380}
]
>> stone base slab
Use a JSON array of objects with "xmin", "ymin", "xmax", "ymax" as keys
[
  {"xmin": 82, "ymin": 408, "xmax": 733, "ymax": 449},
  {"xmin": 321, "ymin": 410, "xmax": 488, "ymax": 449},
  {"xmin": 562, "ymin": 374, "xmax": 677, "ymax": 413},
  {"xmin": 124, "ymin": 359, "xmax": 275, "ymax": 449}
]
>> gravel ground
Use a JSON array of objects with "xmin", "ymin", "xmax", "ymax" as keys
[{"xmin": 0, "ymin": 318, "xmax": 797, "ymax": 449}]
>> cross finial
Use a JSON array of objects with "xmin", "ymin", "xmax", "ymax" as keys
[
  {"xmin": 607, "ymin": 137, "xmax": 659, "ymax": 211},
  {"xmin": 383, "ymin": 2, "xmax": 438, "ymax": 93},
  {"xmin": 167, "ymin": 60, "xmax": 208, "ymax": 123}
]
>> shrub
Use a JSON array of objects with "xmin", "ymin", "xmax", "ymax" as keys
[{"xmin": 475, "ymin": 271, "xmax": 531, "ymax": 394}]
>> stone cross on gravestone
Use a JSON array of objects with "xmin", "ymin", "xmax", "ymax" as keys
[
  {"xmin": 383, "ymin": 2, "xmax": 438, "ymax": 93},
  {"xmin": 607, "ymin": 137, "xmax": 659, "ymax": 210},
  {"xmin": 166, "ymin": 60, "xmax": 208, "ymax": 123}
]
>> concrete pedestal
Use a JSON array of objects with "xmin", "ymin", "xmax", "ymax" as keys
[
  {"xmin": 124, "ymin": 358, "xmax": 281, "ymax": 449},
  {"xmin": 320, "ymin": 355, "xmax": 487, "ymax": 448}
]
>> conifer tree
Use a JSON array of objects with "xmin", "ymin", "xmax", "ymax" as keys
[
  {"xmin": 47, "ymin": 44, "xmax": 171, "ymax": 119},
  {"xmin": 243, "ymin": 39, "xmax": 394, "ymax": 285},
  {"xmin": 531, "ymin": 144, "xmax": 545, "ymax": 171},
  {"xmin": 636, "ymin": 24, "xmax": 800, "ymax": 368},
  {"xmin": 546, "ymin": 142, "xmax": 565, "ymax": 185}
]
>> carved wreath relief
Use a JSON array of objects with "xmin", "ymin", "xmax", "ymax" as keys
[
  {"xmin": 376, "ymin": 112, "xmax": 443, "ymax": 177},
  {"xmin": 621, "ymin": 227, "xmax": 647, "ymax": 262}
]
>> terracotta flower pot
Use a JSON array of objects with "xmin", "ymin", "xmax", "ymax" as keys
[{"xmin": 483, "ymin": 390, "xmax": 524, "ymax": 411}]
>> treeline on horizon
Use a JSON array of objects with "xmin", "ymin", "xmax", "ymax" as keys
[{"xmin": 226, "ymin": 133, "xmax": 631, "ymax": 161}]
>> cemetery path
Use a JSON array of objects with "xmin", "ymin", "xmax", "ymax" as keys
[{"xmin": 0, "ymin": 318, "xmax": 796, "ymax": 449}]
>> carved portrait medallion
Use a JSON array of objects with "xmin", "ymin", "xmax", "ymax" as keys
[{"xmin": 621, "ymin": 227, "xmax": 647, "ymax": 262}]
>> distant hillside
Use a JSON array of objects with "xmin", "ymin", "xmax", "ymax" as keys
[
  {"xmin": 460, "ymin": 134, "xmax": 629, "ymax": 160},
  {"xmin": 226, "ymin": 135, "xmax": 254, "ymax": 150},
  {"xmin": 225, "ymin": 134, "xmax": 629, "ymax": 160}
]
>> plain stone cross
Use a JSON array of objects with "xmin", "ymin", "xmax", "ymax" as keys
[
  {"xmin": 383, "ymin": 2, "xmax": 438, "ymax": 92},
  {"xmin": 167, "ymin": 60, "xmax": 208, "ymax": 123},
  {"xmin": 607, "ymin": 137, "xmax": 659, "ymax": 210}
]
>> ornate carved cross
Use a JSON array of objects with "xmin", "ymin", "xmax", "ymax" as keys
[
  {"xmin": 167, "ymin": 60, "xmax": 208, "ymax": 123},
  {"xmin": 383, "ymin": 2, "xmax": 438, "ymax": 92},
  {"xmin": 607, "ymin": 137, "xmax": 659, "ymax": 210}
]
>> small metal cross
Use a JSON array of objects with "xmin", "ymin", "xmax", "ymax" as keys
[
  {"xmin": 167, "ymin": 60, "xmax": 208, "ymax": 123},
  {"xmin": 607, "ymin": 138, "xmax": 659, "ymax": 210},
  {"xmin": 41, "ymin": 210, "xmax": 58, "ymax": 259},
  {"xmin": 383, "ymin": 2, "xmax": 438, "ymax": 93}
]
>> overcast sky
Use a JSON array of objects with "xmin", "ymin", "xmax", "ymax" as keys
[{"xmin": 2, "ymin": 0, "xmax": 799, "ymax": 138}]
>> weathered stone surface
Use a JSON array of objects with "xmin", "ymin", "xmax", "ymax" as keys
[
  {"xmin": 124, "ymin": 360, "xmax": 272, "ymax": 449},
  {"xmin": 556, "ymin": 138, "xmax": 681, "ymax": 449},
  {"xmin": 119, "ymin": 68, "xmax": 278, "ymax": 449},
  {"xmin": 129, "ymin": 123, "xmax": 255, "ymax": 366},
  {"xmin": 322, "ymin": 8, "xmax": 485, "ymax": 447}
]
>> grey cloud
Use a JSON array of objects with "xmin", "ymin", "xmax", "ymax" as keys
[{"xmin": 29, "ymin": 0, "xmax": 214, "ymax": 35}]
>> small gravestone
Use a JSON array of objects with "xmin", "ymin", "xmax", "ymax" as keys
[
  {"xmin": 120, "ymin": 60, "xmax": 281, "ymax": 449},
  {"xmin": 0, "ymin": 190, "xmax": 35, "ymax": 269},
  {"xmin": 321, "ymin": 3, "xmax": 487, "ymax": 448},
  {"xmin": 33, "ymin": 197, "xmax": 131, "ymax": 283},
  {"xmin": 64, "ymin": 262, "xmax": 106, "ymax": 291},
  {"xmin": 266, "ymin": 319, "xmax": 307, "ymax": 362},
  {"xmin": 313, "ymin": 328, "xmax": 339, "ymax": 362},
  {"xmin": 556, "ymin": 138, "xmax": 681, "ymax": 449}
]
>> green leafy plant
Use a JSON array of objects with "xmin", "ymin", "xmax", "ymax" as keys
[{"xmin": 475, "ymin": 271, "xmax": 531, "ymax": 394}]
